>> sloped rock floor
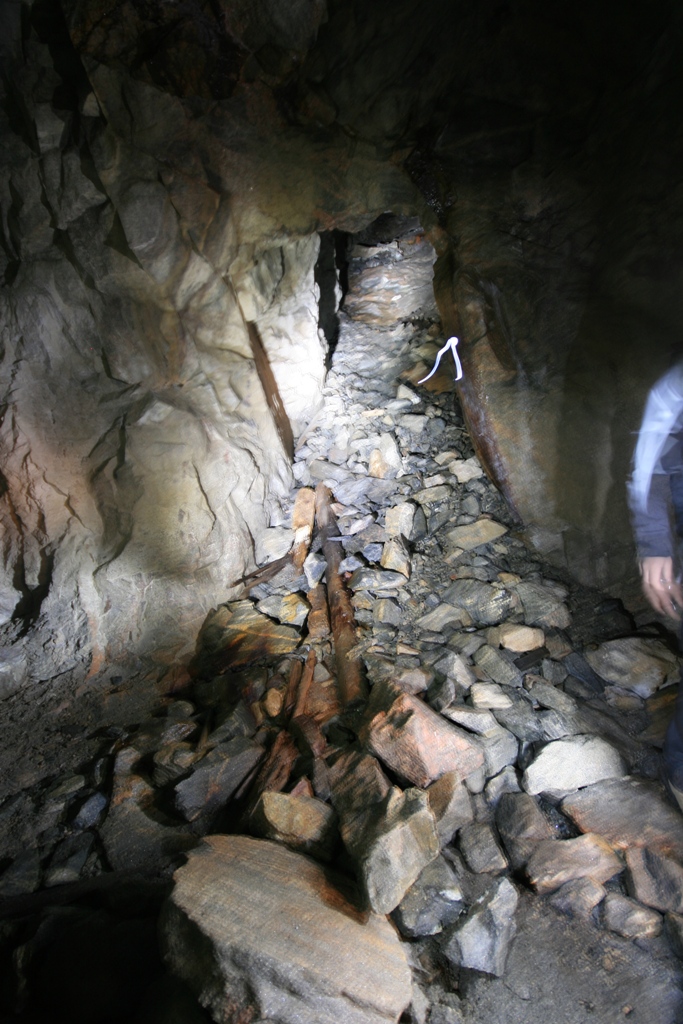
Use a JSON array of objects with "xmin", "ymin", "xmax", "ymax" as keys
[{"xmin": 2, "ymin": 311, "xmax": 683, "ymax": 1022}]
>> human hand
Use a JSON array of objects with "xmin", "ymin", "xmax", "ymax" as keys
[{"xmin": 640, "ymin": 556, "xmax": 683, "ymax": 620}]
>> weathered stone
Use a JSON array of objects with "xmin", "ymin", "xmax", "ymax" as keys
[
  {"xmin": 328, "ymin": 749, "xmax": 392, "ymax": 856},
  {"xmin": 541, "ymin": 658, "xmax": 568, "ymax": 686},
  {"xmin": 392, "ymin": 855, "xmax": 464, "ymax": 938},
  {"xmin": 433, "ymin": 651, "xmax": 477, "ymax": 690},
  {"xmin": 602, "ymin": 893, "xmax": 662, "ymax": 939},
  {"xmin": 174, "ymin": 737, "xmax": 263, "ymax": 825},
  {"xmin": 487, "ymin": 623, "xmax": 545, "ymax": 652},
  {"xmin": 348, "ymin": 568, "xmax": 408, "ymax": 592},
  {"xmin": 665, "ymin": 911, "xmax": 683, "ymax": 958},
  {"xmin": 445, "ymin": 519, "xmax": 508, "ymax": 551},
  {"xmin": 44, "ymin": 832, "xmax": 95, "ymax": 886},
  {"xmin": 413, "ymin": 484, "xmax": 451, "ymax": 504},
  {"xmin": 197, "ymin": 602, "xmax": 301, "ymax": 672},
  {"xmin": 385, "ymin": 502, "xmax": 415, "ymax": 539},
  {"xmin": 448, "ymin": 457, "xmax": 484, "ymax": 483},
  {"xmin": 73, "ymin": 791, "xmax": 109, "ymax": 830},
  {"xmin": 549, "ymin": 877, "xmax": 606, "ymax": 919},
  {"xmin": 380, "ymin": 537, "xmax": 411, "ymax": 577},
  {"xmin": 251, "ymin": 791, "xmax": 338, "ymax": 861},
  {"xmin": 427, "ymin": 771, "xmax": 475, "ymax": 846},
  {"xmin": 477, "ymin": 727, "xmax": 519, "ymax": 778},
  {"xmin": 361, "ymin": 679, "xmax": 485, "ymax": 788},
  {"xmin": 512, "ymin": 582, "xmax": 571, "ymax": 629},
  {"xmin": 524, "ymin": 676, "xmax": 578, "ymax": 716},
  {"xmin": 304, "ymin": 551, "xmax": 328, "ymax": 588},
  {"xmin": 495, "ymin": 792, "xmax": 555, "ymax": 871},
  {"xmin": 399, "ymin": 414, "xmax": 428, "ymax": 432},
  {"xmin": 161, "ymin": 836, "xmax": 412, "ymax": 1024},
  {"xmin": 523, "ymin": 736, "xmax": 626, "ymax": 798},
  {"xmin": 526, "ymin": 834, "xmax": 622, "ymax": 894},
  {"xmin": 392, "ymin": 665, "xmax": 432, "ymax": 694},
  {"xmin": 368, "ymin": 433, "xmax": 403, "ymax": 479},
  {"xmin": 101, "ymin": 750, "xmax": 196, "ymax": 872},
  {"xmin": 416, "ymin": 605, "xmax": 465, "ymax": 631},
  {"xmin": 585, "ymin": 638, "xmax": 679, "ymax": 698},
  {"xmin": 442, "ymin": 877, "xmax": 519, "ymax": 978},
  {"xmin": 359, "ymin": 787, "xmax": 440, "ymax": 914},
  {"xmin": 442, "ymin": 705, "xmax": 499, "ymax": 735},
  {"xmin": 561, "ymin": 777, "xmax": 683, "ymax": 862},
  {"xmin": 440, "ymin": 579, "xmax": 515, "ymax": 626},
  {"xmin": 373, "ymin": 597, "xmax": 403, "ymax": 625},
  {"xmin": 474, "ymin": 645, "xmax": 524, "ymax": 687},
  {"xmin": 493, "ymin": 701, "xmax": 545, "ymax": 743},
  {"xmin": 484, "ymin": 766, "xmax": 521, "ymax": 806},
  {"xmin": 459, "ymin": 823, "xmax": 508, "ymax": 874},
  {"xmin": 257, "ymin": 593, "xmax": 310, "ymax": 626},
  {"xmin": 0, "ymin": 849, "xmax": 41, "ymax": 898},
  {"xmin": 626, "ymin": 847, "xmax": 683, "ymax": 914},
  {"xmin": 469, "ymin": 683, "xmax": 514, "ymax": 709}
]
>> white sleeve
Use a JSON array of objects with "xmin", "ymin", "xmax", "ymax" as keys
[{"xmin": 630, "ymin": 362, "xmax": 683, "ymax": 513}]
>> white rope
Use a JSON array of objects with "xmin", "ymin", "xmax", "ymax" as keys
[{"xmin": 417, "ymin": 336, "xmax": 463, "ymax": 385}]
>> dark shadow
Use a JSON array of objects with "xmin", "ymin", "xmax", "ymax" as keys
[{"xmin": 315, "ymin": 230, "xmax": 348, "ymax": 367}]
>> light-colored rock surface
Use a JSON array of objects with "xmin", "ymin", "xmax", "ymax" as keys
[
  {"xmin": 585, "ymin": 638, "xmax": 679, "ymax": 697},
  {"xmin": 488, "ymin": 624, "xmax": 545, "ymax": 653},
  {"xmin": 602, "ymin": 893, "xmax": 662, "ymax": 940},
  {"xmin": 161, "ymin": 835, "xmax": 413, "ymax": 1024},
  {"xmin": 250, "ymin": 792, "xmax": 338, "ymax": 861},
  {"xmin": 442, "ymin": 877, "xmax": 519, "ymax": 977},
  {"xmin": 523, "ymin": 736, "xmax": 626, "ymax": 798},
  {"xmin": 626, "ymin": 848, "xmax": 683, "ymax": 914},
  {"xmin": 445, "ymin": 519, "xmax": 508, "ymax": 551},
  {"xmin": 526, "ymin": 834, "xmax": 623, "ymax": 894}
]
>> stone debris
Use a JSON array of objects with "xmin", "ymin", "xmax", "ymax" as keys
[{"xmin": 4, "ymin": 303, "xmax": 683, "ymax": 1021}]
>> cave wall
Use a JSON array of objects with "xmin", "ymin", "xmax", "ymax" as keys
[{"xmin": 2, "ymin": 0, "xmax": 683, "ymax": 697}]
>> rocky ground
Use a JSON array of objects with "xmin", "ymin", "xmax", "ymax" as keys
[{"xmin": 2, "ymin": 303, "xmax": 683, "ymax": 1023}]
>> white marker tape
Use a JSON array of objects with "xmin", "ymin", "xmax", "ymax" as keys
[{"xmin": 417, "ymin": 336, "xmax": 463, "ymax": 385}]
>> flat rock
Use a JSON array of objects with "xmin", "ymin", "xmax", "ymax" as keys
[
  {"xmin": 251, "ymin": 792, "xmax": 338, "ymax": 861},
  {"xmin": 440, "ymin": 579, "xmax": 515, "ymax": 626},
  {"xmin": 585, "ymin": 637, "xmax": 679, "ymax": 698},
  {"xmin": 385, "ymin": 502, "xmax": 418, "ymax": 539},
  {"xmin": 526, "ymin": 834, "xmax": 622, "ymax": 894},
  {"xmin": 488, "ymin": 623, "xmax": 545, "ymax": 652},
  {"xmin": 495, "ymin": 792, "xmax": 555, "ymax": 871},
  {"xmin": 195, "ymin": 601, "xmax": 300, "ymax": 671},
  {"xmin": 257, "ymin": 593, "xmax": 310, "ymax": 626},
  {"xmin": 380, "ymin": 537, "xmax": 411, "ymax": 577},
  {"xmin": 523, "ymin": 735, "xmax": 626, "ymax": 798},
  {"xmin": 442, "ymin": 705, "xmax": 499, "ymax": 735},
  {"xmin": 174, "ymin": 737, "xmax": 263, "ymax": 826},
  {"xmin": 445, "ymin": 519, "xmax": 508, "ymax": 551},
  {"xmin": 561, "ymin": 777, "xmax": 683, "ymax": 861},
  {"xmin": 442, "ymin": 877, "xmax": 519, "ymax": 978},
  {"xmin": 469, "ymin": 683, "xmax": 514, "ymax": 709},
  {"xmin": 448, "ymin": 457, "xmax": 484, "ymax": 483},
  {"xmin": 602, "ymin": 893, "xmax": 662, "ymax": 939},
  {"xmin": 416, "ymin": 604, "xmax": 465, "ymax": 631},
  {"xmin": 626, "ymin": 847, "xmax": 683, "ymax": 914},
  {"xmin": 161, "ymin": 835, "xmax": 412, "ymax": 1024},
  {"xmin": 474, "ymin": 645, "xmax": 523, "ymax": 687},
  {"xmin": 360, "ymin": 679, "xmax": 484, "ymax": 788},
  {"xmin": 477, "ymin": 726, "xmax": 519, "ymax": 778},
  {"xmin": 368, "ymin": 433, "xmax": 402, "ymax": 479},
  {"xmin": 433, "ymin": 651, "xmax": 477, "ymax": 689},
  {"xmin": 348, "ymin": 567, "xmax": 408, "ymax": 592},
  {"xmin": 513, "ymin": 581, "xmax": 571, "ymax": 629}
]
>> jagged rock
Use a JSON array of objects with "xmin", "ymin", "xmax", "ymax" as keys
[
  {"xmin": 373, "ymin": 598, "xmax": 403, "ymax": 625},
  {"xmin": 440, "ymin": 579, "xmax": 515, "ymax": 626},
  {"xmin": 0, "ymin": 849, "xmax": 41, "ymax": 898},
  {"xmin": 73, "ymin": 791, "xmax": 109, "ymax": 830},
  {"xmin": 513, "ymin": 582, "xmax": 571, "ymax": 629},
  {"xmin": 44, "ymin": 833, "xmax": 95, "ymax": 886},
  {"xmin": 626, "ymin": 847, "xmax": 683, "ymax": 914},
  {"xmin": 358, "ymin": 787, "xmax": 440, "ymax": 914},
  {"xmin": 442, "ymin": 877, "xmax": 519, "ymax": 978},
  {"xmin": 427, "ymin": 771, "xmax": 475, "ymax": 846},
  {"xmin": 250, "ymin": 791, "xmax": 338, "ymax": 861},
  {"xmin": 344, "ymin": 236, "xmax": 438, "ymax": 326},
  {"xmin": 380, "ymin": 537, "xmax": 411, "ymax": 577},
  {"xmin": 665, "ymin": 912, "xmax": 683, "ymax": 958},
  {"xmin": 448, "ymin": 458, "xmax": 484, "ymax": 483},
  {"xmin": 487, "ymin": 623, "xmax": 545, "ymax": 652},
  {"xmin": 348, "ymin": 568, "xmax": 408, "ymax": 592},
  {"xmin": 484, "ymin": 766, "xmax": 521, "ymax": 805},
  {"xmin": 442, "ymin": 706, "xmax": 499, "ymax": 735},
  {"xmin": 458, "ymin": 823, "xmax": 508, "ymax": 874},
  {"xmin": 360, "ymin": 679, "xmax": 485, "ymax": 788},
  {"xmin": 477, "ymin": 726, "xmax": 519, "ymax": 778},
  {"xmin": 392, "ymin": 665, "xmax": 432, "ymax": 694},
  {"xmin": 602, "ymin": 893, "xmax": 662, "ymax": 939},
  {"xmin": 304, "ymin": 551, "xmax": 328, "ymax": 588},
  {"xmin": 195, "ymin": 602, "xmax": 301, "ymax": 672},
  {"xmin": 433, "ymin": 651, "xmax": 477, "ymax": 690},
  {"xmin": 524, "ymin": 676, "xmax": 578, "ymax": 716},
  {"xmin": 526, "ymin": 834, "xmax": 622, "ymax": 894},
  {"xmin": 474, "ymin": 645, "xmax": 523, "ymax": 687},
  {"xmin": 413, "ymin": 484, "xmax": 451, "ymax": 504},
  {"xmin": 416, "ymin": 605, "xmax": 465, "ymax": 631},
  {"xmin": 385, "ymin": 502, "xmax": 423, "ymax": 540},
  {"xmin": 161, "ymin": 836, "xmax": 412, "ymax": 1024},
  {"xmin": 392, "ymin": 855, "xmax": 465, "ymax": 937},
  {"xmin": 153, "ymin": 742, "xmax": 200, "ymax": 786},
  {"xmin": 549, "ymin": 877, "xmax": 606, "ymax": 918},
  {"xmin": 561, "ymin": 777, "xmax": 683, "ymax": 861},
  {"xmin": 445, "ymin": 519, "xmax": 508, "ymax": 551},
  {"xmin": 523, "ymin": 736, "xmax": 626, "ymax": 798},
  {"xmin": 257, "ymin": 593, "xmax": 310, "ymax": 626},
  {"xmin": 585, "ymin": 638, "xmax": 679, "ymax": 698},
  {"xmin": 174, "ymin": 737, "xmax": 264, "ymax": 826},
  {"xmin": 101, "ymin": 750, "xmax": 196, "ymax": 872},
  {"xmin": 469, "ymin": 683, "xmax": 514, "ymax": 709},
  {"xmin": 369, "ymin": 433, "xmax": 403, "ymax": 479},
  {"xmin": 328, "ymin": 749, "xmax": 392, "ymax": 857},
  {"xmin": 495, "ymin": 792, "xmax": 555, "ymax": 871}
]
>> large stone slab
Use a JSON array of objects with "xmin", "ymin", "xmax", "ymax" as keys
[
  {"xmin": 195, "ymin": 602, "xmax": 301, "ymax": 672},
  {"xmin": 626, "ymin": 847, "xmax": 683, "ymax": 914},
  {"xmin": 561, "ymin": 777, "xmax": 683, "ymax": 861},
  {"xmin": 360, "ymin": 679, "xmax": 484, "ymax": 787},
  {"xmin": 161, "ymin": 836, "xmax": 412, "ymax": 1024},
  {"xmin": 512, "ymin": 581, "xmax": 570, "ymax": 629},
  {"xmin": 442, "ymin": 877, "xmax": 519, "ymax": 977},
  {"xmin": 522, "ymin": 735, "xmax": 625, "ymax": 798}
]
